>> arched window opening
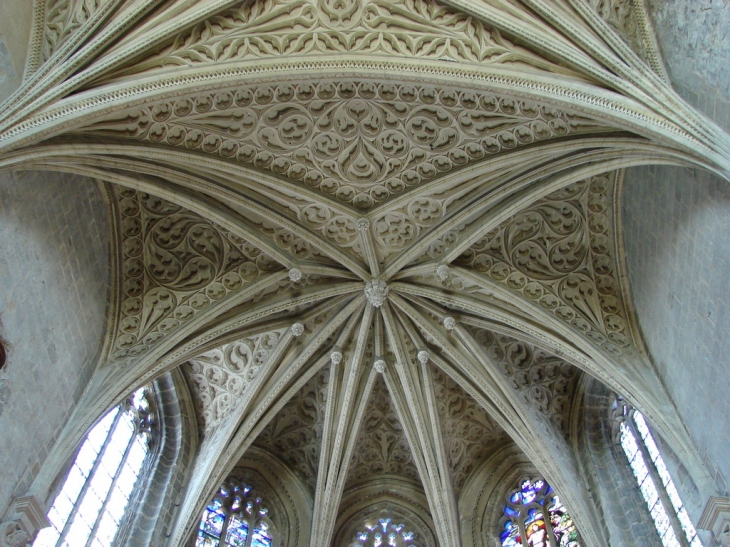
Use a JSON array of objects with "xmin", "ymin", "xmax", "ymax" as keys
[
  {"xmin": 352, "ymin": 517, "xmax": 418, "ymax": 547},
  {"xmin": 33, "ymin": 388, "xmax": 154, "ymax": 547},
  {"xmin": 196, "ymin": 479, "xmax": 273, "ymax": 547},
  {"xmin": 615, "ymin": 400, "xmax": 704, "ymax": 547},
  {"xmin": 499, "ymin": 478, "xmax": 582, "ymax": 547}
]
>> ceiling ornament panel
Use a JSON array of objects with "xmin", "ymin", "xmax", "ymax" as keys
[
  {"xmin": 583, "ymin": 0, "xmax": 668, "ymax": 80},
  {"xmin": 346, "ymin": 374, "xmax": 420, "ymax": 487},
  {"xmin": 431, "ymin": 365, "xmax": 505, "ymax": 495},
  {"xmin": 12, "ymin": 0, "xmax": 725, "ymax": 545},
  {"xmin": 41, "ymin": 0, "xmax": 115, "ymax": 63},
  {"xmin": 82, "ymin": 81, "xmax": 604, "ymax": 210},
  {"xmin": 186, "ymin": 329, "xmax": 287, "ymax": 433},
  {"xmin": 454, "ymin": 171, "xmax": 635, "ymax": 360},
  {"xmin": 254, "ymin": 368, "xmax": 330, "ymax": 494},
  {"xmin": 126, "ymin": 0, "xmax": 575, "ymax": 76},
  {"xmin": 467, "ymin": 328, "xmax": 580, "ymax": 436},
  {"xmin": 108, "ymin": 186, "xmax": 284, "ymax": 367}
]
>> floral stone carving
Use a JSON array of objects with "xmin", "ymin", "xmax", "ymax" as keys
[
  {"xmin": 187, "ymin": 329, "xmax": 286, "ymax": 431},
  {"xmin": 110, "ymin": 187, "xmax": 282, "ymax": 366},
  {"xmin": 347, "ymin": 375, "xmax": 419, "ymax": 486},
  {"xmin": 254, "ymin": 368, "xmax": 330, "ymax": 493},
  {"xmin": 85, "ymin": 82, "xmax": 602, "ymax": 209}
]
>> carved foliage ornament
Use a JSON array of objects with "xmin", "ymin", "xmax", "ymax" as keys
[
  {"xmin": 187, "ymin": 330, "xmax": 285, "ymax": 431},
  {"xmin": 347, "ymin": 375, "xmax": 419, "ymax": 485},
  {"xmin": 131, "ymin": 0, "xmax": 569, "ymax": 73},
  {"xmin": 456, "ymin": 173, "xmax": 634, "ymax": 358},
  {"xmin": 471, "ymin": 328, "xmax": 579, "ymax": 435},
  {"xmin": 85, "ymin": 82, "xmax": 601, "ymax": 209},
  {"xmin": 111, "ymin": 188, "xmax": 281, "ymax": 365},
  {"xmin": 585, "ymin": 0, "xmax": 651, "ymax": 63},
  {"xmin": 42, "ymin": 0, "xmax": 112, "ymax": 62},
  {"xmin": 431, "ymin": 366, "xmax": 505, "ymax": 494},
  {"xmin": 254, "ymin": 368, "xmax": 330, "ymax": 493}
]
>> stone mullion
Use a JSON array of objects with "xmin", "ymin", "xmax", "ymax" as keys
[
  {"xmin": 1, "ymin": 0, "xmax": 239, "ymax": 138},
  {"xmin": 383, "ymin": 143, "xmax": 666, "ymax": 278},
  {"xmin": 627, "ymin": 414, "xmax": 691, "ymax": 547},
  {"xmin": 401, "ymin": 278, "xmax": 714, "ymax": 498},
  {"xmin": 418, "ymin": 355, "xmax": 461, "ymax": 539},
  {"xmin": 310, "ymin": 307, "xmax": 374, "ymax": 547},
  {"xmin": 380, "ymin": 363, "xmax": 456, "ymax": 547},
  {"xmin": 396, "ymin": 308, "xmax": 460, "ymax": 500},
  {"xmin": 356, "ymin": 219, "xmax": 380, "ymax": 278},
  {"xmin": 397, "ymin": 277, "xmax": 651, "ymax": 411},
  {"xmin": 83, "ymin": 421, "xmax": 139, "ymax": 547},
  {"xmin": 453, "ymin": 323, "xmax": 608, "ymax": 547},
  {"xmin": 0, "ymin": 0, "xmax": 155, "ymax": 132},
  {"xmin": 57, "ymin": 407, "xmax": 124, "ymax": 546},
  {"xmin": 388, "ymin": 293, "xmax": 528, "ymax": 441},
  {"xmin": 8, "ymin": 151, "xmax": 370, "ymax": 281},
  {"xmin": 531, "ymin": 0, "xmax": 727, "ymax": 153},
  {"xmin": 310, "ymin": 355, "xmax": 341, "ymax": 545},
  {"xmin": 445, "ymin": 0, "xmax": 730, "ymax": 170}
]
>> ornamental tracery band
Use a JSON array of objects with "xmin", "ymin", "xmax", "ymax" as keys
[{"xmin": 83, "ymin": 82, "xmax": 604, "ymax": 209}]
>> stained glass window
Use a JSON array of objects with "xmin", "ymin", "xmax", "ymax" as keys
[
  {"xmin": 195, "ymin": 479, "xmax": 273, "ymax": 547},
  {"xmin": 33, "ymin": 388, "xmax": 153, "ymax": 547},
  {"xmin": 616, "ymin": 402, "xmax": 704, "ymax": 547},
  {"xmin": 499, "ymin": 478, "xmax": 582, "ymax": 547},
  {"xmin": 352, "ymin": 517, "xmax": 418, "ymax": 547}
]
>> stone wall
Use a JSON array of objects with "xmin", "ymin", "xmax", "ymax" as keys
[
  {"xmin": 621, "ymin": 0, "xmax": 730, "ymax": 524},
  {"xmin": 647, "ymin": 0, "xmax": 730, "ymax": 133},
  {"xmin": 0, "ymin": 170, "xmax": 110, "ymax": 518},
  {"xmin": 622, "ymin": 163, "xmax": 730, "ymax": 520},
  {"xmin": 0, "ymin": 0, "xmax": 33, "ymax": 101}
]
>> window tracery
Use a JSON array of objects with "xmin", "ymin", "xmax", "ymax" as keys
[
  {"xmin": 614, "ymin": 399, "xmax": 704, "ymax": 547},
  {"xmin": 499, "ymin": 478, "xmax": 582, "ymax": 547},
  {"xmin": 351, "ymin": 517, "xmax": 419, "ymax": 547},
  {"xmin": 33, "ymin": 388, "xmax": 154, "ymax": 547},
  {"xmin": 196, "ymin": 479, "xmax": 273, "ymax": 547}
]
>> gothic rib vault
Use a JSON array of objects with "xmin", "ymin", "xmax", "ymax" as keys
[{"xmin": 3, "ymin": 0, "xmax": 730, "ymax": 546}]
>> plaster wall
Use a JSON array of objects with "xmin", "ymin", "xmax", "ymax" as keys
[{"xmin": 0, "ymin": 170, "xmax": 110, "ymax": 518}]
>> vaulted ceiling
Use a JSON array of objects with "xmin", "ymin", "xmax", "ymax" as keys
[{"xmin": 5, "ymin": 1, "xmax": 729, "ymax": 546}]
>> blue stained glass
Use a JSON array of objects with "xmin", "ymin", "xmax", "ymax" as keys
[
  {"xmin": 500, "ymin": 479, "xmax": 583, "ymax": 547},
  {"xmin": 202, "ymin": 510, "xmax": 226, "ymax": 537},
  {"xmin": 225, "ymin": 515, "xmax": 248, "ymax": 546},
  {"xmin": 521, "ymin": 483, "xmax": 538, "ymax": 504},
  {"xmin": 500, "ymin": 520, "xmax": 521, "ymax": 547}
]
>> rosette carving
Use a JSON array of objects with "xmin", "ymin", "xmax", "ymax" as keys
[
  {"xmin": 187, "ymin": 330, "xmax": 285, "ymax": 432},
  {"xmin": 84, "ymin": 83, "xmax": 602, "ymax": 208},
  {"xmin": 111, "ymin": 188, "xmax": 281, "ymax": 366}
]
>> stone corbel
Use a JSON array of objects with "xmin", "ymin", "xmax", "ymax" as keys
[
  {"xmin": 699, "ymin": 496, "xmax": 730, "ymax": 546},
  {"xmin": 0, "ymin": 495, "xmax": 49, "ymax": 547}
]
